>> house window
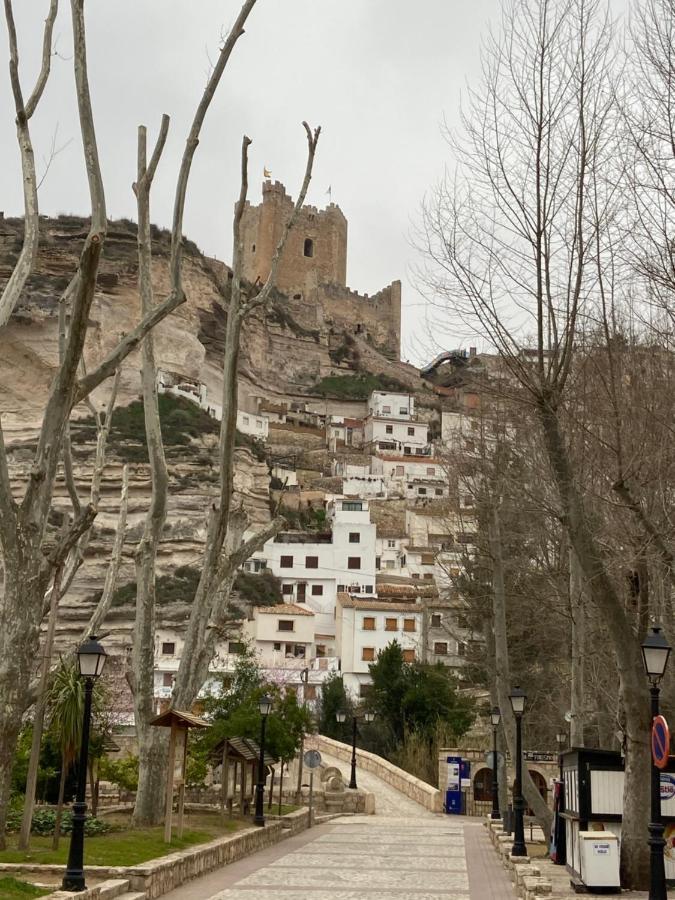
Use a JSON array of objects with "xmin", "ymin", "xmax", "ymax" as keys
[
  {"xmin": 426, "ymin": 467, "xmax": 436, "ymax": 476},
  {"xmin": 385, "ymin": 618, "xmax": 397, "ymax": 631},
  {"xmin": 273, "ymin": 642, "xmax": 281, "ymax": 651},
  {"xmin": 418, "ymin": 487, "xmax": 427, "ymax": 496},
  {"xmin": 349, "ymin": 532, "xmax": 360, "ymax": 543},
  {"xmin": 435, "ymin": 488, "xmax": 444, "ymax": 496},
  {"xmin": 162, "ymin": 672, "xmax": 174, "ymax": 687},
  {"xmin": 362, "ymin": 585, "xmax": 373, "ymax": 594},
  {"xmin": 282, "ymin": 584, "xmax": 294, "ymax": 595},
  {"xmin": 304, "ymin": 684, "xmax": 317, "ymax": 700},
  {"xmin": 228, "ymin": 641, "xmax": 245, "ymax": 654},
  {"xmin": 382, "ymin": 405, "xmax": 391, "ymax": 414},
  {"xmin": 362, "ymin": 647, "xmax": 375, "ymax": 661},
  {"xmin": 403, "ymin": 649, "xmax": 415, "ymax": 663},
  {"xmin": 305, "ymin": 555, "xmax": 319, "ymax": 568},
  {"xmin": 278, "ymin": 620, "xmax": 295, "ymax": 632},
  {"xmin": 348, "ymin": 557, "xmax": 361, "ymax": 569},
  {"xmin": 400, "ymin": 554, "xmax": 406, "ymax": 566},
  {"xmin": 463, "ymin": 495, "xmax": 475, "ymax": 507},
  {"xmin": 376, "ymin": 556, "xmax": 381, "ymax": 570},
  {"xmin": 242, "ymin": 416, "xmax": 249, "ymax": 425},
  {"xmin": 458, "ymin": 642, "xmax": 466, "ymax": 656},
  {"xmin": 399, "ymin": 407, "xmax": 408, "ymax": 415},
  {"xmin": 434, "ymin": 642, "xmax": 449, "ymax": 655},
  {"xmin": 280, "ymin": 555, "xmax": 293, "ymax": 568},
  {"xmin": 403, "ymin": 618, "xmax": 416, "ymax": 633},
  {"xmin": 311, "ymin": 584, "xmax": 324, "ymax": 596},
  {"xmin": 431, "ymin": 613, "xmax": 442, "ymax": 627},
  {"xmin": 337, "ymin": 584, "xmax": 346, "ymax": 592},
  {"xmin": 411, "ymin": 572, "xmax": 420, "ymax": 579},
  {"xmin": 385, "ymin": 560, "xmax": 395, "ymax": 569},
  {"xmin": 395, "ymin": 465, "xmax": 404, "ymax": 476},
  {"xmin": 342, "ymin": 501, "xmax": 363, "ymax": 511},
  {"xmin": 316, "ymin": 644, "xmax": 326, "ymax": 657},
  {"xmin": 385, "ymin": 425, "xmax": 393, "ymax": 435},
  {"xmin": 424, "ymin": 573, "xmax": 434, "ymax": 581},
  {"xmin": 363, "ymin": 617, "xmax": 376, "ymax": 631},
  {"xmin": 303, "ymin": 237, "xmax": 314, "ymax": 257},
  {"xmin": 161, "ymin": 642, "xmax": 175, "ymax": 656},
  {"xmin": 407, "ymin": 427, "xmax": 415, "ymax": 436},
  {"xmin": 421, "ymin": 553, "xmax": 435, "ymax": 565},
  {"xmin": 387, "ymin": 539, "xmax": 396, "ymax": 548},
  {"xmin": 404, "ymin": 447, "xmax": 412, "ymax": 455}
]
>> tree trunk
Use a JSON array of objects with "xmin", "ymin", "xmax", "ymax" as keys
[
  {"xmin": 488, "ymin": 503, "xmax": 553, "ymax": 835},
  {"xmin": 52, "ymin": 756, "xmax": 67, "ymax": 851},
  {"xmin": 538, "ymin": 397, "xmax": 650, "ymax": 888},
  {"xmin": 569, "ymin": 548, "xmax": 585, "ymax": 747}
]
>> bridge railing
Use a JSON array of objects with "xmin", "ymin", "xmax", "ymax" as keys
[{"xmin": 312, "ymin": 734, "xmax": 443, "ymax": 813}]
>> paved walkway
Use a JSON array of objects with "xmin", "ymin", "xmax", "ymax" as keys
[{"xmin": 163, "ymin": 754, "xmax": 516, "ymax": 900}]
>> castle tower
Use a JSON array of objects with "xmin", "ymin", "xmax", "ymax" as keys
[{"xmin": 239, "ymin": 181, "xmax": 348, "ymax": 296}]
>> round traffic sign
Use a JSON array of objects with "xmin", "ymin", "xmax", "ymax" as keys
[
  {"xmin": 652, "ymin": 715, "xmax": 670, "ymax": 770},
  {"xmin": 304, "ymin": 749, "xmax": 322, "ymax": 769}
]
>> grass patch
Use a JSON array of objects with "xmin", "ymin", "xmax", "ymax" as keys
[
  {"xmin": 0, "ymin": 813, "xmax": 244, "ymax": 867},
  {"xmin": 73, "ymin": 394, "xmax": 219, "ymax": 463},
  {"xmin": 312, "ymin": 372, "xmax": 408, "ymax": 400},
  {"xmin": 0, "ymin": 877, "xmax": 50, "ymax": 899}
]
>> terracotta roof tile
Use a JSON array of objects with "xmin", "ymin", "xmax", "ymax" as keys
[{"xmin": 256, "ymin": 604, "xmax": 315, "ymax": 616}]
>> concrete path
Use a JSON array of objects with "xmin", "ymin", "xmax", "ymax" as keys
[{"xmin": 162, "ymin": 754, "xmax": 516, "ymax": 900}]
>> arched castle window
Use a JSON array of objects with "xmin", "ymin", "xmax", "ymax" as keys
[
  {"xmin": 251, "ymin": 243, "xmax": 256, "ymax": 253},
  {"xmin": 303, "ymin": 238, "xmax": 314, "ymax": 258}
]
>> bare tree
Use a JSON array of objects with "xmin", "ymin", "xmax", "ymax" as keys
[
  {"xmin": 0, "ymin": 0, "xmax": 259, "ymax": 844},
  {"xmin": 130, "ymin": 123, "xmax": 320, "ymax": 824},
  {"xmin": 420, "ymin": 0, "xmax": 652, "ymax": 884}
]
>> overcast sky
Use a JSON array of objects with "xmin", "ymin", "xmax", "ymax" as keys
[{"xmin": 0, "ymin": 1, "xmax": 549, "ymax": 363}]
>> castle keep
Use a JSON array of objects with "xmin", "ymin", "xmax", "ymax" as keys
[{"xmin": 240, "ymin": 181, "xmax": 401, "ymax": 360}]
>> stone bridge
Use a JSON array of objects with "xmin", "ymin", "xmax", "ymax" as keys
[{"xmin": 163, "ymin": 738, "xmax": 516, "ymax": 900}]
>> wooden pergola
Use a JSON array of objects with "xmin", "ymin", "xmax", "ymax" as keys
[
  {"xmin": 212, "ymin": 736, "xmax": 276, "ymax": 817},
  {"xmin": 150, "ymin": 709, "xmax": 209, "ymax": 842}
]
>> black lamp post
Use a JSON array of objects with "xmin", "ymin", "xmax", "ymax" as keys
[
  {"xmin": 490, "ymin": 706, "xmax": 501, "ymax": 820},
  {"xmin": 337, "ymin": 709, "xmax": 374, "ymax": 790},
  {"xmin": 62, "ymin": 635, "xmax": 107, "ymax": 892},
  {"xmin": 253, "ymin": 694, "xmax": 273, "ymax": 827},
  {"xmin": 509, "ymin": 686, "xmax": 527, "ymax": 858},
  {"xmin": 554, "ymin": 729, "xmax": 567, "ymax": 866},
  {"xmin": 641, "ymin": 625, "xmax": 672, "ymax": 900}
]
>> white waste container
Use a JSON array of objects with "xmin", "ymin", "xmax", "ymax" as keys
[{"xmin": 578, "ymin": 831, "xmax": 620, "ymax": 888}]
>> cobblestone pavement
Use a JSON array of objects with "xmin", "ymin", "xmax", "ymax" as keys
[{"xmin": 163, "ymin": 754, "xmax": 516, "ymax": 900}]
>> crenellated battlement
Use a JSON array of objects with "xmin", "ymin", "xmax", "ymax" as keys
[{"xmin": 239, "ymin": 181, "xmax": 400, "ymax": 360}]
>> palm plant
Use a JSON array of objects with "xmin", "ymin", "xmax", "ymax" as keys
[{"xmin": 47, "ymin": 661, "xmax": 84, "ymax": 850}]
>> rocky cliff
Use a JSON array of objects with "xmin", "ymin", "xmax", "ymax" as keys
[{"xmin": 0, "ymin": 215, "xmax": 429, "ymax": 650}]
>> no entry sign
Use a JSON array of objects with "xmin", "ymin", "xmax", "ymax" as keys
[{"xmin": 652, "ymin": 715, "xmax": 670, "ymax": 770}]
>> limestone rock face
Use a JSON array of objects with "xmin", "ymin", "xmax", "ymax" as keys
[{"xmin": 0, "ymin": 216, "xmax": 419, "ymax": 650}]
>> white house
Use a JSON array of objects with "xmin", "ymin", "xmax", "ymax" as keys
[
  {"xmin": 375, "ymin": 534, "xmax": 409, "ymax": 575},
  {"xmin": 364, "ymin": 418, "xmax": 429, "ymax": 456},
  {"xmin": 251, "ymin": 498, "xmax": 377, "ymax": 640},
  {"xmin": 236, "ymin": 409, "xmax": 269, "ymax": 440},
  {"xmin": 368, "ymin": 391, "xmax": 415, "ymax": 420},
  {"xmin": 336, "ymin": 594, "xmax": 424, "ymax": 697},
  {"xmin": 243, "ymin": 604, "xmax": 315, "ymax": 663},
  {"xmin": 370, "ymin": 455, "xmax": 447, "ymax": 500}
]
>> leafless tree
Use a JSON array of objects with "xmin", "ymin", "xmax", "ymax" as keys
[
  {"xmin": 0, "ymin": 0, "xmax": 260, "ymax": 844},
  {"xmin": 130, "ymin": 123, "xmax": 320, "ymax": 824},
  {"xmin": 420, "ymin": 0, "xmax": 653, "ymax": 883}
]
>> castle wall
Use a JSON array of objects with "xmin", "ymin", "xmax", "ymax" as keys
[
  {"xmin": 240, "ymin": 181, "xmax": 347, "ymax": 295},
  {"xmin": 239, "ymin": 181, "xmax": 400, "ymax": 360}
]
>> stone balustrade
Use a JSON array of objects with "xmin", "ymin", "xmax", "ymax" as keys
[{"xmin": 312, "ymin": 734, "xmax": 442, "ymax": 813}]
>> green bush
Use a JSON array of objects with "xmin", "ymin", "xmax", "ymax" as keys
[
  {"xmin": 5, "ymin": 807, "xmax": 111, "ymax": 836},
  {"xmin": 312, "ymin": 372, "xmax": 409, "ymax": 400}
]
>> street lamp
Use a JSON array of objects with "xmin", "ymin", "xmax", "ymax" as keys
[
  {"xmin": 253, "ymin": 695, "xmax": 273, "ymax": 827},
  {"xmin": 62, "ymin": 635, "xmax": 107, "ymax": 892},
  {"xmin": 490, "ymin": 707, "xmax": 501, "ymax": 820},
  {"xmin": 509, "ymin": 686, "xmax": 527, "ymax": 858},
  {"xmin": 641, "ymin": 625, "xmax": 672, "ymax": 900},
  {"xmin": 554, "ymin": 729, "xmax": 567, "ymax": 866},
  {"xmin": 336, "ymin": 710, "xmax": 374, "ymax": 790}
]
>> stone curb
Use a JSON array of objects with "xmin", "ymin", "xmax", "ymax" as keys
[{"xmin": 484, "ymin": 817, "xmax": 554, "ymax": 900}]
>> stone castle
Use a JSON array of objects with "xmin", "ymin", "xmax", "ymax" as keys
[{"xmin": 239, "ymin": 181, "xmax": 401, "ymax": 360}]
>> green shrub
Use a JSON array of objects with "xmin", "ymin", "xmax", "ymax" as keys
[
  {"xmin": 5, "ymin": 807, "xmax": 110, "ymax": 836},
  {"xmin": 312, "ymin": 372, "xmax": 409, "ymax": 400}
]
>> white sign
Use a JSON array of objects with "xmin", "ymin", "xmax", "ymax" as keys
[
  {"xmin": 446, "ymin": 763, "xmax": 460, "ymax": 791},
  {"xmin": 593, "ymin": 843, "xmax": 611, "ymax": 856}
]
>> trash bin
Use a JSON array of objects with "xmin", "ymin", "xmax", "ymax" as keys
[{"xmin": 578, "ymin": 831, "xmax": 620, "ymax": 889}]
